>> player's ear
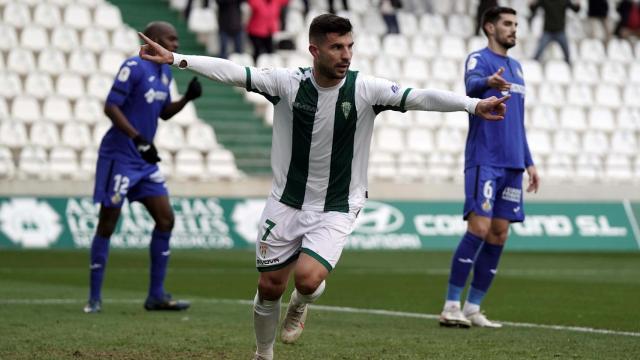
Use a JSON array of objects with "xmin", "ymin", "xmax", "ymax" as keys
[{"xmin": 309, "ymin": 43, "xmax": 320, "ymax": 59}]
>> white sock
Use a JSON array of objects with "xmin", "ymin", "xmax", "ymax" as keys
[
  {"xmin": 253, "ymin": 292, "xmax": 280, "ymax": 356},
  {"xmin": 290, "ymin": 280, "xmax": 326, "ymax": 307},
  {"xmin": 444, "ymin": 300, "xmax": 461, "ymax": 310},
  {"xmin": 463, "ymin": 301, "xmax": 480, "ymax": 315}
]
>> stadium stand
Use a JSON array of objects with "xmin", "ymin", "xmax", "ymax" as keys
[{"xmin": 0, "ymin": 0, "xmax": 637, "ymax": 188}]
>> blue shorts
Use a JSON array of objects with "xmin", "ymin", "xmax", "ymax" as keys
[
  {"xmin": 463, "ymin": 166, "xmax": 525, "ymax": 223},
  {"xmin": 93, "ymin": 157, "xmax": 168, "ymax": 208}
]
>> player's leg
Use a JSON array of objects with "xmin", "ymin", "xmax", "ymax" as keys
[
  {"xmin": 85, "ymin": 157, "xmax": 128, "ymax": 313},
  {"xmin": 138, "ymin": 194, "xmax": 189, "ymax": 310},
  {"xmin": 255, "ymin": 264, "xmax": 295, "ymax": 360},
  {"xmin": 463, "ymin": 218, "xmax": 508, "ymax": 328},
  {"xmin": 280, "ymin": 210, "xmax": 354, "ymax": 343},
  {"xmin": 253, "ymin": 197, "xmax": 303, "ymax": 359},
  {"xmin": 464, "ymin": 169, "xmax": 523, "ymax": 327},
  {"xmin": 85, "ymin": 205, "xmax": 121, "ymax": 313},
  {"xmin": 440, "ymin": 166, "xmax": 496, "ymax": 327}
]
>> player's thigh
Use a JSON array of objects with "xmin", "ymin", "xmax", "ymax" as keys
[
  {"xmin": 139, "ymin": 195, "xmax": 174, "ymax": 231},
  {"xmin": 492, "ymin": 169, "xmax": 524, "ymax": 223},
  {"xmin": 463, "ymin": 166, "xmax": 501, "ymax": 220},
  {"xmin": 255, "ymin": 197, "xmax": 303, "ymax": 273},
  {"xmin": 300, "ymin": 210, "xmax": 357, "ymax": 273},
  {"xmin": 127, "ymin": 166, "xmax": 169, "ymax": 204},
  {"xmin": 95, "ymin": 205, "xmax": 122, "ymax": 237}
]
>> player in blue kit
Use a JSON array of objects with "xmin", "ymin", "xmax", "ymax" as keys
[
  {"xmin": 439, "ymin": 7, "xmax": 540, "ymax": 328},
  {"xmin": 83, "ymin": 21, "xmax": 202, "ymax": 313}
]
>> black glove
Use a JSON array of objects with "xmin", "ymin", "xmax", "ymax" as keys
[
  {"xmin": 133, "ymin": 135, "xmax": 161, "ymax": 163},
  {"xmin": 184, "ymin": 76, "xmax": 202, "ymax": 101}
]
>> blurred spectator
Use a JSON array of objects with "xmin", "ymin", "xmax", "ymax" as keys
[
  {"xmin": 217, "ymin": 0, "xmax": 245, "ymax": 59},
  {"xmin": 615, "ymin": 0, "xmax": 640, "ymax": 38},
  {"xmin": 475, "ymin": 0, "xmax": 498, "ymax": 35},
  {"xmin": 248, "ymin": 0, "xmax": 287, "ymax": 62},
  {"xmin": 530, "ymin": 0, "xmax": 580, "ymax": 65},
  {"xmin": 380, "ymin": 0, "xmax": 402, "ymax": 34},
  {"xmin": 587, "ymin": 0, "xmax": 610, "ymax": 39},
  {"xmin": 328, "ymin": 0, "xmax": 349, "ymax": 14},
  {"xmin": 184, "ymin": 0, "xmax": 210, "ymax": 21}
]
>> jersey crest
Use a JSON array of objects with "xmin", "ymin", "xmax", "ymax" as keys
[{"xmin": 341, "ymin": 101, "xmax": 352, "ymax": 118}]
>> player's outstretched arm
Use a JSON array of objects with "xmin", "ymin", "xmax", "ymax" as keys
[
  {"xmin": 138, "ymin": 32, "xmax": 247, "ymax": 88},
  {"xmin": 474, "ymin": 95, "xmax": 510, "ymax": 120}
]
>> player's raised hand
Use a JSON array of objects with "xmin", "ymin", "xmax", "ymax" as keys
[
  {"xmin": 475, "ymin": 95, "xmax": 509, "ymax": 121},
  {"xmin": 138, "ymin": 32, "xmax": 174, "ymax": 65},
  {"xmin": 487, "ymin": 67, "xmax": 511, "ymax": 91}
]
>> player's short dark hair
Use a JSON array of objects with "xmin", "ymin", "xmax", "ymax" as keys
[
  {"xmin": 481, "ymin": 6, "xmax": 517, "ymax": 36},
  {"xmin": 309, "ymin": 14, "xmax": 352, "ymax": 44}
]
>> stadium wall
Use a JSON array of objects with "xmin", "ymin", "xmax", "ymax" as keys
[{"xmin": 1, "ymin": 182, "xmax": 639, "ymax": 252}]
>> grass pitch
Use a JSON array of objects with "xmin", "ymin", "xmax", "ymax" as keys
[{"xmin": 1, "ymin": 249, "xmax": 639, "ymax": 359}]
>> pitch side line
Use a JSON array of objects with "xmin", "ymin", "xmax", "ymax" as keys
[{"xmin": 2, "ymin": 297, "xmax": 640, "ymax": 338}]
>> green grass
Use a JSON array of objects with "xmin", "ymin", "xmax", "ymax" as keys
[{"xmin": 1, "ymin": 250, "xmax": 639, "ymax": 359}]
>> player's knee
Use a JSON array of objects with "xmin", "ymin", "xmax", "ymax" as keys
[
  {"xmin": 294, "ymin": 272, "xmax": 325, "ymax": 295},
  {"xmin": 258, "ymin": 274, "xmax": 287, "ymax": 300},
  {"xmin": 488, "ymin": 230, "xmax": 508, "ymax": 245},
  {"xmin": 468, "ymin": 224, "xmax": 490, "ymax": 239},
  {"xmin": 155, "ymin": 215, "xmax": 175, "ymax": 232}
]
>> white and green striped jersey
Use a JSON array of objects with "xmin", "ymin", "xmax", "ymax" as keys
[{"xmin": 172, "ymin": 54, "xmax": 480, "ymax": 212}]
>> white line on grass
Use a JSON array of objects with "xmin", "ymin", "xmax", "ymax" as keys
[{"xmin": 2, "ymin": 297, "xmax": 639, "ymax": 338}]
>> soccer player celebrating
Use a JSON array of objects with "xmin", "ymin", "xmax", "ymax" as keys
[
  {"xmin": 138, "ymin": 14, "xmax": 508, "ymax": 359},
  {"xmin": 83, "ymin": 21, "xmax": 202, "ymax": 313},
  {"xmin": 439, "ymin": 6, "xmax": 540, "ymax": 329}
]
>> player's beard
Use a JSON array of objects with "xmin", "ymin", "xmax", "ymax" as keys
[
  {"xmin": 317, "ymin": 59, "xmax": 348, "ymax": 80},
  {"xmin": 498, "ymin": 33, "xmax": 516, "ymax": 49}
]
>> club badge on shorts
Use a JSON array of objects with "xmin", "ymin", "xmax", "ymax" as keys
[
  {"xmin": 259, "ymin": 242, "xmax": 268, "ymax": 259},
  {"xmin": 111, "ymin": 193, "xmax": 122, "ymax": 205},
  {"xmin": 482, "ymin": 198, "xmax": 492, "ymax": 212}
]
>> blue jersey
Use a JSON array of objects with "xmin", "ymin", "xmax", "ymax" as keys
[
  {"xmin": 464, "ymin": 47, "xmax": 533, "ymax": 170},
  {"xmin": 100, "ymin": 56, "xmax": 173, "ymax": 164}
]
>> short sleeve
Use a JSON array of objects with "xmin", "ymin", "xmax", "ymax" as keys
[{"xmin": 106, "ymin": 59, "xmax": 143, "ymax": 106}]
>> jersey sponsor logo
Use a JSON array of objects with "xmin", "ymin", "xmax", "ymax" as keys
[
  {"xmin": 117, "ymin": 66, "xmax": 131, "ymax": 82},
  {"xmin": 144, "ymin": 88, "xmax": 169, "ymax": 104},
  {"xmin": 126, "ymin": 60, "xmax": 138, "ymax": 66},
  {"xmin": 502, "ymin": 187, "xmax": 522, "ymax": 203},
  {"xmin": 341, "ymin": 101, "xmax": 352, "ymax": 118},
  {"xmin": 0, "ymin": 198, "xmax": 62, "ymax": 248},
  {"xmin": 292, "ymin": 101, "xmax": 317, "ymax": 113},
  {"xmin": 466, "ymin": 54, "xmax": 480, "ymax": 71}
]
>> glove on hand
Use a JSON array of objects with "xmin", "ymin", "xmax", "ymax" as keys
[
  {"xmin": 185, "ymin": 76, "xmax": 202, "ymax": 101},
  {"xmin": 133, "ymin": 135, "xmax": 161, "ymax": 163}
]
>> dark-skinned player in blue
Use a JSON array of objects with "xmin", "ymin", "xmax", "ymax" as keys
[{"xmin": 84, "ymin": 21, "xmax": 202, "ymax": 313}]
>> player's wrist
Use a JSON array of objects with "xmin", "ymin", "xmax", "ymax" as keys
[
  {"xmin": 172, "ymin": 53, "xmax": 187, "ymax": 68},
  {"xmin": 465, "ymin": 98, "xmax": 480, "ymax": 115}
]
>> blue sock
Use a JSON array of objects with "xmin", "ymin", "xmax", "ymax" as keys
[
  {"xmin": 149, "ymin": 229, "xmax": 171, "ymax": 299},
  {"xmin": 468, "ymin": 242, "xmax": 504, "ymax": 306},
  {"xmin": 446, "ymin": 232, "xmax": 483, "ymax": 301},
  {"xmin": 89, "ymin": 235, "xmax": 110, "ymax": 301}
]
